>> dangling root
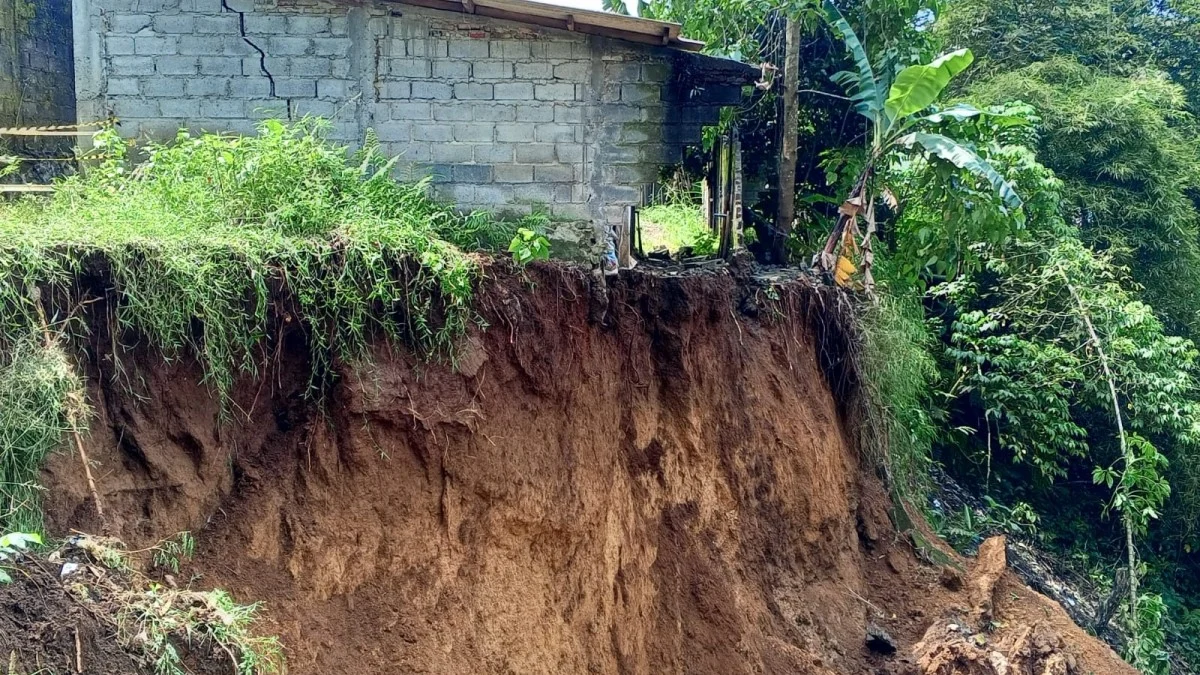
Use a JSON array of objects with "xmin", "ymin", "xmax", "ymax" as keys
[{"xmin": 30, "ymin": 285, "xmax": 107, "ymax": 526}]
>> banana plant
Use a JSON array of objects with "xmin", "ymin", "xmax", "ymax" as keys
[{"xmin": 814, "ymin": 0, "xmax": 1023, "ymax": 288}]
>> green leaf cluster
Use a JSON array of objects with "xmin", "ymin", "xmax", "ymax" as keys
[
  {"xmin": 0, "ymin": 531, "xmax": 41, "ymax": 584},
  {"xmin": 508, "ymin": 228, "xmax": 551, "ymax": 265}
]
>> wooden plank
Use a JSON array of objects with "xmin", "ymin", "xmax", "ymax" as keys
[
  {"xmin": 388, "ymin": 0, "xmax": 699, "ymax": 50},
  {"xmin": 399, "ymin": 0, "xmax": 466, "ymax": 13},
  {"xmin": 731, "ymin": 130, "xmax": 745, "ymax": 251},
  {"xmin": 0, "ymin": 185, "xmax": 55, "ymax": 193},
  {"xmin": 0, "ymin": 129, "xmax": 100, "ymax": 137},
  {"xmin": 477, "ymin": 0, "xmax": 678, "ymax": 35}
]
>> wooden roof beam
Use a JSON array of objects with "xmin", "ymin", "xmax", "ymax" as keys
[{"xmin": 387, "ymin": 0, "xmax": 702, "ymax": 51}]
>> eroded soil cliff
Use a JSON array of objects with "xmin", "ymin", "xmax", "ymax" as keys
[{"xmin": 31, "ymin": 264, "xmax": 1133, "ymax": 674}]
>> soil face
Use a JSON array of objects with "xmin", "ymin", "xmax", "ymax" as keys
[{"xmin": 35, "ymin": 263, "xmax": 1135, "ymax": 674}]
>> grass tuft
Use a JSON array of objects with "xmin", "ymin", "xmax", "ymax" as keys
[
  {"xmin": 61, "ymin": 534, "xmax": 285, "ymax": 675},
  {"xmin": 0, "ymin": 118, "xmax": 532, "ymax": 532},
  {"xmin": 855, "ymin": 288, "xmax": 938, "ymax": 504},
  {"xmin": 117, "ymin": 585, "xmax": 285, "ymax": 675},
  {"xmin": 0, "ymin": 339, "xmax": 79, "ymax": 532}
]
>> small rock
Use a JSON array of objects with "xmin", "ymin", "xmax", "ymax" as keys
[
  {"xmin": 60, "ymin": 562, "xmax": 80, "ymax": 578},
  {"xmin": 885, "ymin": 549, "xmax": 905, "ymax": 574},
  {"xmin": 866, "ymin": 622, "xmax": 897, "ymax": 655}
]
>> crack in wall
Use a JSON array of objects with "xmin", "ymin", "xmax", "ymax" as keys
[
  {"xmin": 221, "ymin": 0, "xmax": 276, "ymax": 98},
  {"xmin": 98, "ymin": 10, "xmax": 112, "ymax": 105}
]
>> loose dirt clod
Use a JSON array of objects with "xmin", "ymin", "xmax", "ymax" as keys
[
  {"xmin": 914, "ymin": 619, "xmax": 1080, "ymax": 675},
  {"xmin": 971, "ymin": 536, "xmax": 1009, "ymax": 625}
]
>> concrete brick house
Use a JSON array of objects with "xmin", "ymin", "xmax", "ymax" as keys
[{"xmin": 3, "ymin": 0, "xmax": 759, "ymax": 257}]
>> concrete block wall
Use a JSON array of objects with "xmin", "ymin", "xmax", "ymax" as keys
[
  {"xmin": 1, "ymin": 0, "xmax": 75, "ymax": 126},
  {"xmin": 74, "ymin": 0, "xmax": 743, "ymax": 257}
]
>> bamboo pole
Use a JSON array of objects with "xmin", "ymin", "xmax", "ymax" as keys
[
  {"xmin": 773, "ymin": 16, "xmax": 802, "ymax": 262},
  {"xmin": 1064, "ymin": 277, "xmax": 1138, "ymax": 624}
]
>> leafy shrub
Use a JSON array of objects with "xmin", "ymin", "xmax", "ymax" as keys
[
  {"xmin": 1128, "ymin": 592, "xmax": 1171, "ymax": 675},
  {"xmin": 508, "ymin": 227, "xmax": 551, "ymax": 265},
  {"xmin": 0, "ymin": 531, "xmax": 41, "ymax": 583}
]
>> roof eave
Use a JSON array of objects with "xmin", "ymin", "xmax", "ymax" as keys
[{"xmin": 388, "ymin": 0, "xmax": 706, "ymax": 51}]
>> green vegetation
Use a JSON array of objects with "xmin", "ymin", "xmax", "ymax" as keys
[
  {"xmin": 67, "ymin": 534, "xmax": 285, "ymax": 675},
  {"xmin": 0, "ymin": 118, "xmax": 538, "ymax": 535},
  {"xmin": 638, "ymin": 181, "xmax": 716, "ymax": 255},
  {"xmin": 929, "ymin": 497, "xmax": 1041, "ymax": 550},
  {"xmin": 855, "ymin": 287, "xmax": 937, "ymax": 503},
  {"xmin": 813, "ymin": 0, "xmax": 1023, "ymax": 285},
  {"xmin": 508, "ymin": 227, "xmax": 552, "ymax": 265},
  {"xmin": 117, "ymin": 585, "xmax": 284, "ymax": 675},
  {"xmin": 0, "ymin": 531, "xmax": 41, "ymax": 584},
  {"xmin": 640, "ymin": 203, "xmax": 713, "ymax": 254},
  {"xmin": 151, "ymin": 531, "xmax": 196, "ymax": 575},
  {"xmin": 2, "ymin": 121, "xmax": 479, "ymax": 395},
  {"xmin": 0, "ymin": 340, "xmax": 78, "ymax": 532},
  {"xmin": 642, "ymin": 0, "xmax": 1200, "ymax": 669}
]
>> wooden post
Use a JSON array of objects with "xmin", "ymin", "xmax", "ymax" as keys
[
  {"xmin": 773, "ymin": 16, "xmax": 801, "ymax": 263},
  {"xmin": 731, "ymin": 130, "xmax": 745, "ymax": 251}
]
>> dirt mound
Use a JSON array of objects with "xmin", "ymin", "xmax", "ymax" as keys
[
  {"xmin": 1, "ymin": 535, "xmax": 283, "ymax": 675},
  {"xmin": 32, "ymin": 264, "xmax": 1134, "ymax": 674},
  {"xmin": 907, "ymin": 536, "xmax": 1115, "ymax": 675},
  {"xmin": 0, "ymin": 555, "xmax": 142, "ymax": 674},
  {"xmin": 915, "ymin": 619, "xmax": 1078, "ymax": 675}
]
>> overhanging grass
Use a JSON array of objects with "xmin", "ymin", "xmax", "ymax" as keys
[
  {"xmin": 0, "ymin": 118, "xmax": 527, "ymax": 531},
  {"xmin": 0, "ymin": 340, "xmax": 76, "ymax": 532}
]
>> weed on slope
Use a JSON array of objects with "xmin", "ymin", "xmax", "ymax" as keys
[{"xmin": 0, "ymin": 118, "xmax": 534, "ymax": 531}]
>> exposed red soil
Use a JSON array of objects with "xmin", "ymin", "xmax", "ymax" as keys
[{"xmin": 35, "ymin": 263, "xmax": 1135, "ymax": 674}]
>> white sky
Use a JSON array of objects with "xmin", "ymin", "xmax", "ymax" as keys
[{"xmin": 526, "ymin": 0, "xmax": 613, "ymax": 12}]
